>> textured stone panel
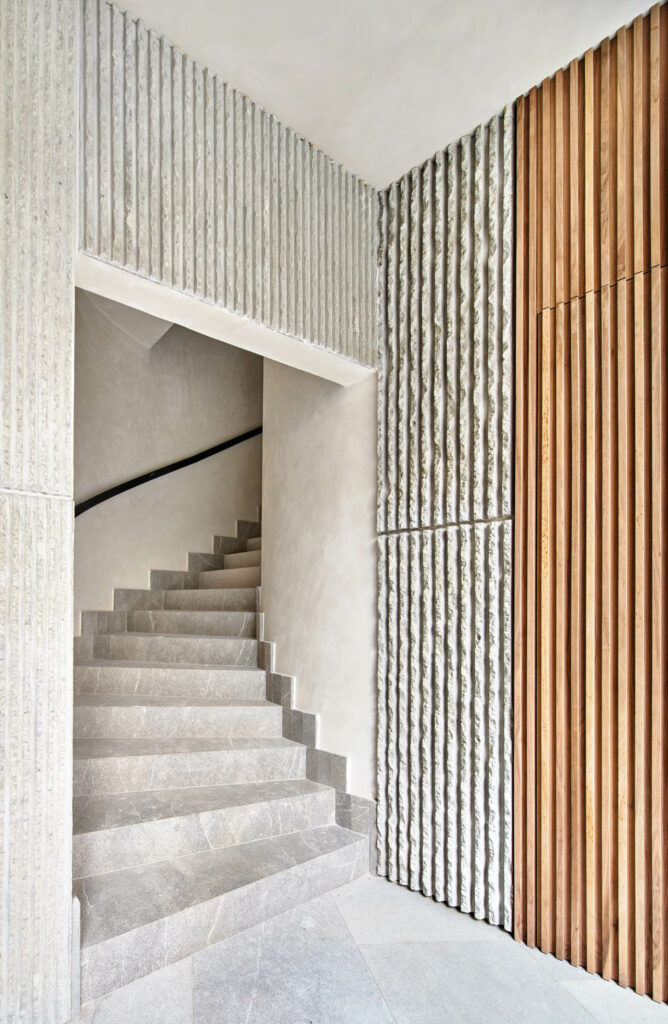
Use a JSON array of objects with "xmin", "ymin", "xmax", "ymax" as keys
[
  {"xmin": 376, "ymin": 107, "xmax": 514, "ymax": 932},
  {"xmin": 377, "ymin": 108, "xmax": 514, "ymax": 533},
  {"xmin": 376, "ymin": 522, "xmax": 513, "ymax": 929},
  {"xmin": 0, "ymin": 493, "xmax": 74, "ymax": 1023},
  {"xmin": 79, "ymin": 0, "xmax": 377, "ymax": 367}
]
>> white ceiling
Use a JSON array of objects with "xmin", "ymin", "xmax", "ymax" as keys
[{"xmin": 125, "ymin": 0, "xmax": 650, "ymax": 188}]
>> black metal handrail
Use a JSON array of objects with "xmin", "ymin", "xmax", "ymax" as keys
[{"xmin": 75, "ymin": 425, "xmax": 263, "ymax": 517}]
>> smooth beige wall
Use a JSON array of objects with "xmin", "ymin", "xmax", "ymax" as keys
[
  {"xmin": 74, "ymin": 290, "xmax": 263, "ymax": 626},
  {"xmin": 261, "ymin": 360, "xmax": 377, "ymax": 800}
]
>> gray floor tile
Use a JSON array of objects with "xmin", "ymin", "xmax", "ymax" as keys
[
  {"xmin": 76, "ymin": 958, "xmax": 193, "ymax": 1024},
  {"xmin": 332, "ymin": 875, "xmax": 507, "ymax": 946},
  {"xmin": 360, "ymin": 941, "xmax": 599, "ymax": 1024},
  {"xmin": 562, "ymin": 978, "xmax": 668, "ymax": 1023},
  {"xmin": 192, "ymin": 894, "xmax": 394, "ymax": 1024}
]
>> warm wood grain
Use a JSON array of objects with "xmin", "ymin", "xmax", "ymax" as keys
[{"xmin": 514, "ymin": 3, "xmax": 668, "ymax": 1001}]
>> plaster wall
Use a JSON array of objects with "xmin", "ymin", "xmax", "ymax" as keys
[
  {"xmin": 260, "ymin": 361, "xmax": 377, "ymax": 800},
  {"xmin": 74, "ymin": 291, "xmax": 263, "ymax": 626}
]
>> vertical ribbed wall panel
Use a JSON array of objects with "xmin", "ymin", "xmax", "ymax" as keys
[
  {"xmin": 0, "ymin": 1, "xmax": 76, "ymax": 1021},
  {"xmin": 79, "ymin": 0, "xmax": 377, "ymax": 367},
  {"xmin": 376, "ymin": 108, "xmax": 514, "ymax": 929}
]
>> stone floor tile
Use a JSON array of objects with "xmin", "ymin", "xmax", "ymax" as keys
[
  {"xmin": 332, "ymin": 875, "xmax": 506, "ymax": 946},
  {"xmin": 360, "ymin": 940, "xmax": 599, "ymax": 1024},
  {"xmin": 192, "ymin": 894, "xmax": 394, "ymax": 1024},
  {"xmin": 75, "ymin": 957, "xmax": 193, "ymax": 1024},
  {"xmin": 562, "ymin": 978, "xmax": 668, "ymax": 1024}
]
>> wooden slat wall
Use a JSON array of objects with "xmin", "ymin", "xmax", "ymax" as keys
[{"xmin": 514, "ymin": 2, "xmax": 668, "ymax": 1001}]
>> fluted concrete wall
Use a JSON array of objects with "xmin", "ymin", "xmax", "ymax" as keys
[
  {"xmin": 79, "ymin": 0, "xmax": 377, "ymax": 368},
  {"xmin": 376, "ymin": 107, "xmax": 514, "ymax": 929},
  {"xmin": 0, "ymin": 0, "xmax": 77, "ymax": 1021}
]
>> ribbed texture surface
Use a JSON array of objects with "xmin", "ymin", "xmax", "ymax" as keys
[
  {"xmin": 1, "ymin": 495, "xmax": 74, "ymax": 1023},
  {"xmin": 0, "ymin": 0, "xmax": 76, "ymax": 495},
  {"xmin": 515, "ymin": 4, "xmax": 668, "ymax": 1001},
  {"xmin": 377, "ymin": 108, "xmax": 514, "ymax": 535},
  {"xmin": 79, "ymin": 0, "xmax": 377, "ymax": 367},
  {"xmin": 376, "ymin": 109, "xmax": 514, "ymax": 930},
  {"xmin": 0, "ymin": 1, "xmax": 76, "ymax": 1022}
]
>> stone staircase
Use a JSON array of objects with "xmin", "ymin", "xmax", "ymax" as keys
[{"xmin": 72, "ymin": 519, "xmax": 368, "ymax": 1002}]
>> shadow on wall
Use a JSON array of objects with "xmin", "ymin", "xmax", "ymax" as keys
[{"xmin": 73, "ymin": 290, "xmax": 264, "ymax": 627}]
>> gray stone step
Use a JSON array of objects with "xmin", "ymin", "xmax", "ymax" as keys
[
  {"xmin": 114, "ymin": 587, "xmax": 257, "ymax": 612},
  {"xmin": 199, "ymin": 566, "xmax": 260, "ymax": 589},
  {"xmin": 187, "ymin": 551, "xmax": 228, "ymax": 572},
  {"xmin": 126, "ymin": 609, "xmax": 257, "ymax": 637},
  {"xmin": 73, "ymin": 736, "xmax": 305, "ymax": 796},
  {"xmin": 74, "ymin": 661, "xmax": 266, "ymax": 699},
  {"xmin": 72, "ymin": 778, "xmax": 334, "ymax": 877},
  {"xmin": 149, "ymin": 569, "xmax": 200, "ymax": 590},
  {"xmin": 73, "ymin": 694, "xmax": 281, "ymax": 740},
  {"xmin": 235, "ymin": 519, "xmax": 261, "ymax": 540},
  {"xmin": 213, "ymin": 535, "xmax": 247, "ymax": 556},
  {"xmin": 77, "ymin": 824, "xmax": 367, "ymax": 1001},
  {"xmin": 224, "ymin": 548, "xmax": 261, "ymax": 569},
  {"xmin": 85, "ymin": 632, "xmax": 258, "ymax": 666},
  {"xmin": 246, "ymin": 536, "xmax": 262, "ymax": 551}
]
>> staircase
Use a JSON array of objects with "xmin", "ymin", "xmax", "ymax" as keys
[{"xmin": 72, "ymin": 518, "xmax": 368, "ymax": 1002}]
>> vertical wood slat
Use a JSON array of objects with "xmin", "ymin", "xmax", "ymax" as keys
[{"xmin": 514, "ymin": 2, "xmax": 668, "ymax": 1002}]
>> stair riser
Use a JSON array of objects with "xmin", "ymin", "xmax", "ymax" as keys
[
  {"xmin": 235, "ymin": 519, "xmax": 261, "ymax": 540},
  {"xmin": 212, "ymin": 536, "xmax": 247, "ymax": 556},
  {"xmin": 73, "ymin": 789, "xmax": 334, "ymax": 877},
  {"xmin": 246, "ymin": 537, "xmax": 262, "ymax": 551},
  {"xmin": 74, "ymin": 665, "xmax": 266, "ymax": 700},
  {"xmin": 115, "ymin": 588, "xmax": 257, "ymax": 612},
  {"xmin": 187, "ymin": 552, "xmax": 227, "ymax": 572},
  {"xmin": 90, "ymin": 634, "xmax": 258, "ymax": 665},
  {"xmin": 79, "ymin": 835, "xmax": 367, "ymax": 1001},
  {"xmin": 149, "ymin": 570, "xmax": 200, "ymax": 590},
  {"xmin": 127, "ymin": 610, "xmax": 256, "ymax": 638},
  {"xmin": 73, "ymin": 745, "xmax": 305, "ymax": 796},
  {"xmin": 199, "ymin": 566, "xmax": 260, "ymax": 589},
  {"xmin": 74, "ymin": 704, "xmax": 282, "ymax": 740},
  {"xmin": 224, "ymin": 549, "xmax": 261, "ymax": 569}
]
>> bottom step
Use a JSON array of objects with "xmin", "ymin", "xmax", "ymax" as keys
[{"xmin": 77, "ymin": 824, "xmax": 367, "ymax": 1001}]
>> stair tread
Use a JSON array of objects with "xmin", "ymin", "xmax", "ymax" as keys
[
  {"xmin": 73, "ymin": 778, "xmax": 329, "ymax": 834},
  {"xmin": 75, "ymin": 824, "xmax": 364, "ymax": 947},
  {"xmin": 101, "ymin": 631, "xmax": 257, "ymax": 640},
  {"xmin": 75, "ymin": 659, "xmax": 264, "ymax": 673},
  {"xmin": 74, "ymin": 694, "xmax": 274, "ymax": 708},
  {"xmin": 74, "ymin": 735, "xmax": 302, "ymax": 759}
]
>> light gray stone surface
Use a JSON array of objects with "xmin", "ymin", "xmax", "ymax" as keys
[
  {"xmin": 115, "ymin": 587, "xmax": 257, "ymax": 611},
  {"xmin": 89, "ymin": 632, "xmax": 258, "ymax": 665},
  {"xmin": 79, "ymin": 0, "xmax": 376, "ymax": 366},
  {"xmin": 376, "ymin": 108, "xmax": 514, "ymax": 931},
  {"xmin": 73, "ymin": 694, "xmax": 281, "ymax": 739},
  {"xmin": 73, "ymin": 736, "xmax": 305, "ymax": 794},
  {"xmin": 73, "ymin": 661, "xmax": 266, "ymax": 699},
  {"xmin": 77, "ymin": 957, "xmax": 193, "ymax": 1024},
  {"xmin": 78, "ymin": 827, "xmax": 367, "ymax": 1000},
  {"xmin": 223, "ymin": 548, "xmax": 261, "ymax": 569},
  {"xmin": 126, "ymin": 609, "xmax": 257, "ymax": 637},
  {"xmin": 74, "ymin": 877, "xmax": 666, "ymax": 1024},
  {"xmin": 149, "ymin": 570, "xmax": 201, "ymax": 590},
  {"xmin": 192, "ymin": 893, "xmax": 393, "ymax": 1024},
  {"xmin": 73, "ymin": 779, "xmax": 334, "ymax": 876},
  {"xmin": 186, "ymin": 552, "xmax": 228, "ymax": 572},
  {"xmin": 199, "ymin": 565, "xmax": 261, "ymax": 589},
  {"xmin": 1, "ymin": 1, "xmax": 77, "ymax": 1019}
]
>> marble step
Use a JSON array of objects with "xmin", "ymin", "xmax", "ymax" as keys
[
  {"xmin": 114, "ymin": 586, "xmax": 257, "ymax": 612},
  {"xmin": 73, "ymin": 694, "xmax": 281, "ymax": 740},
  {"xmin": 199, "ymin": 566, "xmax": 261, "ymax": 589},
  {"xmin": 77, "ymin": 824, "xmax": 367, "ymax": 1001},
  {"xmin": 213, "ymin": 535, "xmax": 248, "ymax": 556},
  {"xmin": 74, "ymin": 661, "xmax": 267, "ymax": 699},
  {"xmin": 187, "ymin": 551, "xmax": 228, "ymax": 572},
  {"xmin": 246, "ymin": 536, "xmax": 262, "ymax": 551},
  {"xmin": 149, "ymin": 569, "xmax": 200, "ymax": 591},
  {"xmin": 83, "ymin": 632, "xmax": 258, "ymax": 666},
  {"xmin": 235, "ymin": 519, "xmax": 261, "ymax": 540},
  {"xmin": 126, "ymin": 609, "xmax": 257, "ymax": 638},
  {"xmin": 223, "ymin": 548, "xmax": 261, "ymax": 569},
  {"xmin": 73, "ymin": 736, "xmax": 305, "ymax": 796},
  {"xmin": 72, "ymin": 778, "xmax": 334, "ymax": 877}
]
